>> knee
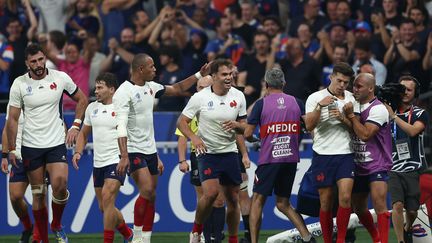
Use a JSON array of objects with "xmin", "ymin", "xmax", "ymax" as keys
[
  {"xmin": 276, "ymin": 200, "xmax": 290, "ymax": 212},
  {"xmin": 339, "ymin": 193, "xmax": 351, "ymax": 207},
  {"xmin": 139, "ymin": 188, "xmax": 156, "ymax": 202},
  {"xmin": 203, "ymin": 190, "xmax": 219, "ymax": 203},
  {"xmin": 392, "ymin": 202, "xmax": 404, "ymax": 214},
  {"xmin": 50, "ymin": 176, "xmax": 68, "ymax": 194},
  {"xmin": 9, "ymin": 191, "xmax": 23, "ymax": 204},
  {"xmin": 102, "ymin": 193, "xmax": 115, "ymax": 207}
]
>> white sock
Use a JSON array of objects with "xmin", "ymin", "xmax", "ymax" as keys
[
  {"xmin": 302, "ymin": 234, "xmax": 312, "ymax": 241},
  {"xmin": 133, "ymin": 226, "xmax": 143, "ymax": 239},
  {"xmin": 143, "ymin": 231, "xmax": 152, "ymax": 243}
]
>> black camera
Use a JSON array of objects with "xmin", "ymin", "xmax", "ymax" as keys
[{"xmin": 376, "ymin": 83, "xmax": 406, "ymax": 110}]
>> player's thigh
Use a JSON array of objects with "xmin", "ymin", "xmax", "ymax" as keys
[
  {"xmin": 27, "ymin": 166, "xmax": 45, "ymax": 185},
  {"xmin": 46, "ymin": 162, "xmax": 68, "ymax": 189}
]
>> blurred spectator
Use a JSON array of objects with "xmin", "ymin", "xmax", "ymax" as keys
[
  {"xmin": 225, "ymin": 3, "xmax": 255, "ymax": 49},
  {"xmin": 384, "ymin": 19, "xmax": 423, "ymax": 84},
  {"xmin": 204, "ymin": 15, "xmax": 245, "ymax": 65},
  {"xmin": 39, "ymin": 30, "xmax": 66, "ymax": 70},
  {"xmin": 316, "ymin": 23, "xmax": 349, "ymax": 66},
  {"xmin": 238, "ymin": 31, "xmax": 271, "ymax": 106},
  {"xmin": 270, "ymin": 38, "xmax": 321, "ymax": 101},
  {"xmin": 181, "ymin": 29, "xmax": 208, "ymax": 77},
  {"xmin": 358, "ymin": 61, "xmax": 376, "ymax": 75},
  {"xmin": 86, "ymin": 34, "xmax": 106, "ymax": 94},
  {"xmin": 148, "ymin": 6, "xmax": 187, "ymax": 50},
  {"xmin": 45, "ymin": 41, "xmax": 91, "ymax": 111},
  {"xmin": 65, "ymin": 0, "xmax": 100, "ymax": 43},
  {"xmin": 408, "ymin": 6, "xmax": 429, "ymax": 45},
  {"xmin": 322, "ymin": 44, "xmax": 348, "ymax": 87},
  {"xmin": 212, "ymin": 0, "xmax": 235, "ymax": 14},
  {"xmin": 289, "ymin": 0, "xmax": 327, "ymax": 37},
  {"xmin": 383, "ymin": 0, "xmax": 403, "ymax": 30},
  {"xmin": 352, "ymin": 0, "xmax": 382, "ymax": 23},
  {"xmin": 0, "ymin": 37, "xmax": 14, "ymax": 112},
  {"xmin": 100, "ymin": 28, "xmax": 137, "ymax": 84},
  {"xmin": 175, "ymin": 0, "xmax": 195, "ymax": 18},
  {"xmin": 422, "ymin": 33, "xmax": 432, "ymax": 91},
  {"xmin": 188, "ymin": 7, "xmax": 216, "ymax": 39},
  {"xmin": 241, "ymin": 0, "xmax": 261, "ymax": 29},
  {"xmin": 336, "ymin": 0, "xmax": 355, "ymax": 30},
  {"xmin": 353, "ymin": 21, "xmax": 373, "ymax": 40},
  {"xmin": 262, "ymin": 16, "xmax": 289, "ymax": 59},
  {"xmin": 352, "ymin": 38, "xmax": 387, "ymax": 86},
  {"xmin": 370, "ymin": 9, "xmax": 392, "ymax": 60},
  {"xmin": 31, "ymin": 0, "xmax": 73, "ymax": 33},
  {"xmin": 194, "ymin": 0, "xmax": 222, "ymax": 30},
  {"xmin": 131, "ymin": 9, "xmax": 158, "ymax": 56},
  {"xmin": 157, "ymin": 45, "xmax": 189, "ymax": 111},
  {"xmin": 325, "ymin": 0, "xmax": 338, "ymax": 24},
  {"xmin": 6, "ymin": 0, "xmax": 37, "ymax": 81},
  {"xmin": 297, "ymin": 23, "xmax": 320, "ymax": 60}
]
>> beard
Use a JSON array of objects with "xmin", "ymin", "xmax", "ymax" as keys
[{"xmin": 29, "ymin": 65, "xmax": 46, "ymax": 78}]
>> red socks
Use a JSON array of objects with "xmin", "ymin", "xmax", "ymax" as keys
[
  {"xmin": 134, "ymin": 196, "xmax": 146, "ymax": 226},
  {"xmin": 336, "ymin": 207, "xmax": 351, "ymax": 243},
  {"xmin": 377, "ymin": 212, "xmax": 390, "ymax": 243},
  {"xmin": 19, "ymin": 214, "xmax": 33, "ymax": 231},
  {"xmin": 103, "ymin": 230, "xmax": 115, "ymax": 243},
  {"xmin": 358, "ymin": 211, "xmax": 380, "ymax": 242},
  {"xmin": 320, "ymin": 210, "xmax": 333, "ymax": 243},
  {"xmin": 143, "ymin": 201, "xmax": 155, "ymax": 231},
  {"xmin": 192, "ymin": 222, "xmax": 203, "ymax": 234},
  {"xmin": 116, "ymin": 220, "xmax": 133, "ymax": 240},
  {"xmin": 51, "ymin": 201, "xmax": 66, "ymax": 230},
  {"xmin": 33, "ymin": 207, "xmax": 49, "ymax": 243},
  {"xmin": 228, "ymin": 235, "xmax": 238, "ymax": 243}
]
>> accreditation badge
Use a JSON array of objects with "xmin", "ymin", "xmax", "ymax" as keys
[{"xmin": 395, "ymin": 138, "xmax": 412, "ymax": 160}]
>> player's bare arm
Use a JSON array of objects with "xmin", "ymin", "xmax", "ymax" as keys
[{"xmin": 72, "ymin": 125, "xmax": 92, "ymax": 170}]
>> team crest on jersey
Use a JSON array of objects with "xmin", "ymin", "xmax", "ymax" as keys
[
  {"xmin": 111, "ymin": 112, "xmax": 115, "ymax": 117},
  {"xmin": 229, "ymin": 100, "xmax": 237, "ymax": 108},
  {"xmin": 50, "ymin": 82, "xmax": 57, "ymax": 90},
  {"xmin": 26, "ymin": 85, "xmax": 33, "ymax": 95},
  {"xmin": 135, "ymin": 93, "xmax": 142, "ymax": 102},
  {"xmin": 207, "ymin": 101, "xmax": 214, "ymax": 110},
  {"xmin": 277, "ymin": 97, "xmax": 286, "ymax": 109}
]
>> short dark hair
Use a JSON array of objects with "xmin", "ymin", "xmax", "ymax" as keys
[
  {"xmin": 95, "ymin": 72, "xmax": 118, "ymax": 90},
  {"xmin": 159, "ymin": 44, "xmax": 181, "ymax": 64},
  {"xmin": 48, "ymin": 30, "xmax": 66, "ymax": 50},
  {"xmin": 332, "ymin": 62, "xmax": 354, "ymax": 77},
  {"xmin": 131, "ymin": 53, "xmax": 151, "ymax": 72},
  {"xmin": 210, "ymin": 58, "xmax": 233, "ymax": 75},
  {"xmin": 263, "ymin": 16, "xmax": 282, "ymax": 29},
  {"xmin": 25, "ymin": 43, "xmax": 45, "ymax": 60},
  {"xmin": 227, "ymin": 3, "xmax": 242, "ymax": 19},
  {"xmin": 253, "ymin": 30, "xmax": 270, "ymax": 42},
  {"xmin": 399, "ymin": 18, "xmax": 416, "ymax": 28},
  {"xmin": 354, "ymin": 38, "xmax": 371, "ymax": 52},
  {"xmin": 215, "ymin": 15, "xmax": 229, "ymax": 28},
  {"xmin": 334, "ymin": 44, "xmax": 348, "ymax": 53},
  {"xmin": 7, "ymin": 17, "xmax": 21, "ymax": 26}
]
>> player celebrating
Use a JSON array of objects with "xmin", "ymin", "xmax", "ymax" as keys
[
  {"xmin": 113, "ymin": 53, "xmax": 209, "ymax": 243},
  {"xmin": 178, "ymin": 59, "xmax": 247, "ymax": 243},
  {"xmin": 72, "ymin": 73, "xmax": 133, "ymax": 243},
  {"xmin": 343, "ymin": 73, "xmax": 392, "ymax": 243},
  {"xmin": 304, "ymin": 62, "xmax": 355, "ymax": 243},
  {"xmin": 7, "ymin": 43, "xmax": 88, "ymax": 243}
]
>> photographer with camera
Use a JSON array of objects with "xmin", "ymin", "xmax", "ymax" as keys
[{"xmin": 384, "ymin": 75, "xmax": 429, "ymax": 243}]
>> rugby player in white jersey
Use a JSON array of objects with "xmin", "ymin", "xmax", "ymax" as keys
[
  {"xmin": 1, "ymin": 104, "xmax": 44, "ymax": 243},
  {"xmin": 7, "ymin": 43, "xmax": 88, "ymax": 243},
  {"xmin": 72, "ymin": 73, "xmax": 133, "ymax": 243},
  {"xmin": 113, "ymin": 53, "xmax": 210, "ymax": 243},
  {"xmin": 178, "ymin": 59, "xmax": 247, "ymax": 243}
]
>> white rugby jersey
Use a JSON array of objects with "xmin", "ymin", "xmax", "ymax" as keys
[
  {"xmin": 84, "ymin": 102, "xmax": 119, "ymax": 168},
  {"xmin": 5, "ymin": 104, "xmax": 24, "ymax": 153},
  {"xmin": 182, "ymin": 86, "xmax": 247, "ymax": 154},
  {"xmin": 305, "ymin": 89, "xmax": 355, "ymax": 155},
  {"xmin": 9, "ymin": 69, "xmax": 77, "ymax": 148},
  {"xmin": 113, "ymin": 80, "xmax": 165, "ymax": 154}
]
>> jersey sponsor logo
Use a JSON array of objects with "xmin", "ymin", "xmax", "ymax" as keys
[
  {"xmin": 260, "ymin": 121, "xmax": 300, "ymax": 138},
  {"xmin": 50, "ymin": 82, "xmax": 57, "ymax": 90},
  {"xmin": 229, "ymin": 100, "xmax": 237, "ymax": 108}
]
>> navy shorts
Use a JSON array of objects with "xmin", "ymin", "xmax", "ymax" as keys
[
  {"xmin": 21, "ymin": 144, "xmax": 67, "ymax": 171},
  {"xmin": 190, "ymin": 152, "xmax": 201, "ymax": 186},
  {"xmin": 237, "ymin": 153, "xmax": 246, "ymax": 173},
  {"xmin": 197, "ymin": 152, "xmax": 242, "ymax": 185},
  {"xmin": 128, "ymin": 152, "xmax": 159, "ymax": 175},
  {"xmin": 9, "ymin": 160, "xmax": 28, "ymax": 183},
  {"xmin": 253, "ymin": 163, "xmax": 297, "ymax": 198},
  {"xmin": 311, "ymin": 152, "xmax": 355, "ymax": 188},
  {"xmin": 353, "ymin": 171, "xmax": 389, "ymax": 193},
  {"xmin": 93, "ymin": 164, "xmax": 126, "ymax": 188}
]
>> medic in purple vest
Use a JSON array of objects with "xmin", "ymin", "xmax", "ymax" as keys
[
  {"xmin": 244, "ymin": 68, "xmax": 315, "ymax": 243},
  {"xmin": 343, "ymin": 73, "xmax": 393, "ymax": 243}
]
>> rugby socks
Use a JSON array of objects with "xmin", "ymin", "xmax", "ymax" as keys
[
  {"xmin": 213, "ymin": 206, "xmax": 226, "ymax": 241},
  {"xmin": 203, "ymin": 210, "xmax": 212, "ymax": 242},
  {"xmin": 192, "ymin": 222, "xmax": 203, "ymax": 234},
  {"xmin": 377, "ymin": 212, "xmax": 390, "ymax": 243},
  {"xmin": 116, "ymin": 220, "xmax": 133, "ymax": 240},
  {"xmin": 103, "ymin": 230, "xmax": 115, "ymax": 243},
  {"xmin": 134, "ymin": 196, "xmax": 146, "ymax": 227},
  {"xmin": 51, "ymin": 201, "xmax": 66, "ymax": 230},
  {"xmin": 242, "ymin": 214, "xmax": 251, "ymax": 241},
  {"xmin": 319, "ymin": 210, "xmax": 333, "ymax": 243},
  {"xmin": 33, "ymin": 223, "xmax": 41, "ymax": 241},
  {"xmin": 336, "ymin": 206, "xmax": 351, "ymax": 243},
  {"xmin": 33, "ymin": 207, "xmax": 49, "ymax": 243},
  {"xmin": 358, "ymin": 211, "xmax": 380, "ymax": 242},
  {"xmin": 19, "ymin": 214, "xmax": 32, "ymax": 231},
  {"xmin": 142, "ymin": 200, "xmax": 155, "ymax": 231},
  {"xmin": 228, "ymin": 235, "xmax": 238, "ymax": 243}
]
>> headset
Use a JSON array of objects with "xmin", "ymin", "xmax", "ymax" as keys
[{"xmin": 398, "ymin": 74, "xmax": 421, "ymax": 98}]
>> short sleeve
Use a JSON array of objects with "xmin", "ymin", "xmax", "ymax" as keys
[
  {"xmin": 247, "ymin": 99, "xmax": 263, "ymax": 125},
  {"xmin": 414, "ymin": 108, "xmax": 429, "ymax": 127},
  {"xmin": 61, "ymin": 72, "xmax": 78, "ymax": 96},
  {"xmin": 149, "ymin": 81, "xmax": 166, "ymax": 98},
  {"xmin": 83, "ymin": 103, "xmax": 93, "ymax": 126},
  {"xmin": 9, "ymin": 79, "xmax": 23, "ymax": 109},
  {"xmin": 237, "ymin": 92, "xmax": 247, "ymax": 120},
  {"xmin": 305, "ymin": 93, "xmax": 318, "ymax": 113},
  {"xmin": 366, "ymin": 104, "xmax": 389, "ymax": 126},
  {"xmin": 182, "ymin": 93, "xmax": 201, "ymax": 119}
]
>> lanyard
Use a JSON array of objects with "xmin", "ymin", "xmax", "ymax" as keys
[{"xmin": 393, "ymin": 106, "xmax": 413, "ymax": 139}]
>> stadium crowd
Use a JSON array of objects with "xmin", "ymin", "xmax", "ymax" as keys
[{"xmin": 1, "ymin": 0, "xmax": 432, "ymax": 243}]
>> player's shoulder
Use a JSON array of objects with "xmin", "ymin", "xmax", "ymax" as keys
[
  {"xmin": 12, "ymin": 73, "xmax": 29, "ymax": 85},
  {"xmin": 229, "ymin": 87, "xmax": 245, "ymax": 98},
  {"xmin": 307, "ymin": 89, "xmax": 327, "ymax": 102},
  {"xmin": 48, "ymin": 69, "xmax": 69, "ymax": 79}
]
